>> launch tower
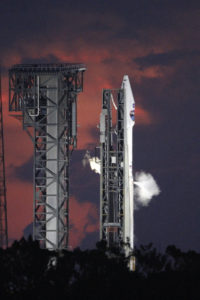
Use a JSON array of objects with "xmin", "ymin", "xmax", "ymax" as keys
[
  {"xmin": 9, "ymin": 63, "xmax": 86, "ymax": 250},
  {"xmin": 100, "ymin": 76, "xmax": 135, "ymax": 259},
  {"xmin": 0, "ymin": 73, "xmax": 8, "ymax": 248}
]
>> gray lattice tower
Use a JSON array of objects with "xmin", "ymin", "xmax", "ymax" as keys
[
  {"xmin": 9, "ymin": 64, "xmax": 86, "ymax": 250},
  {"xmin": 0, "ymin": 73, "xmax": 8, "ymax": 248}
]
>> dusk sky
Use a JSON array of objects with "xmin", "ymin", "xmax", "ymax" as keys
[{"xmin": 0, "ymin": 0, "xmax": 199, "ymax": 251}]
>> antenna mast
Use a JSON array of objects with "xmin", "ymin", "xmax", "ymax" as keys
[{"xmin": 0, "ymin": 72, "xmax": 8, "ymax": 248}]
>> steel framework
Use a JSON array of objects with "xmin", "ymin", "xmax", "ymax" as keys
[
  {"xmin": 0, "ymin": 73, "xmax": 8, "ymax": 248},
  {"xmin": 9, "ymin": 63, "xmax": 86, "ymax": 250},
  {"xmin": 100, "ymin": 89, "xmax": 124, "ymax": 247}
]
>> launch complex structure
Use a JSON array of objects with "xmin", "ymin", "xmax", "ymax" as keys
[
  {"xmin": 9, "ymin": 64, "xmax": 86, "ymax": 250},
  {"xmin": 99, "ymin": 76, "xmax": 135, "ymax": 262},
  {"xmin": 8, "ymin": 63, "xmax": 135, "ymax": 265}
]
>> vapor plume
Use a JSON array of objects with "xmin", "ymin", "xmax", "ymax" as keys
[
  {"xmin": 82, "ymin": 151, "xmax": 101, "ymax": 174},
  {"xmin": 82, "ymin": 153, "xmax": 160, "ymax": 207},
  {"xmin": 134, "ymin": 171, "xmax": 161, "ymax": 208}
]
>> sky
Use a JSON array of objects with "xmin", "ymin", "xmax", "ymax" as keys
[{"xmin": 0, "ymin": 0, "xmax": 199, "ymax": 251}]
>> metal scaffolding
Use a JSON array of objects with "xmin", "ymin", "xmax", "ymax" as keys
[
  {"xmin": 100, "ymin": 89, "xmax": 125, "ymax": 248},
  {"xmin": 0, "ymin": 73, "xmax": 8, "ymax": 248},
  {"xmin": 9, "ymin": 63, "xmax": 86, "ymax": 250}
]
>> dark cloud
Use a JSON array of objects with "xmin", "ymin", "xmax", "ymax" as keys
[
  {"xmin": 134, "ymin": 50, "xmax": 200, "ymax": 69},
  {"xmin": 1, "ymin": 0, "xmax": 200, "ymax": 251},
  {"xmin": 20, "ymin": 55, "xmax": 60, "ymax": 65},
  {"xmin": 0, "ymin": 0, "xmax": 199, "ymax": 55},
  {"xmin": 80, "ymin": 231, "xmax": 99, "ymax": 250},
  {"xmin": 23, "ymin": 222, "xmax": 33, "ymax": 239},
  {"xmin": 88, "ymin": 127, "xmax": 99, "ymax": 142},
  {"xmin": 101, "ymin": 58, "xmax": 118, "ymax": 65},
  {"xmin": 70, "ymin": 150, "xmax": 99, "ymax": 206},
  {"xmin": 135, "ymin": 163, "xmax": 200, "ymax": 252},
  {"xmin": 132, "ymin": 54, "xmax": 200, "ymax": 251},
  {"xmin": 9, "ymin": 149, "xmax": 100, "ymax": 206},
  {"xmin": 9, "ymin": 157, "xmax": 33, "ymax": 183}
]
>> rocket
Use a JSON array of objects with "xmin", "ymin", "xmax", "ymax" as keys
[
  {"xmin": 99, "ymin": 75, "xmax": 135, "ymax": 269},
  {"xmin": 122, "ymin": 75, "xmax": 135, "ymax": 255}
]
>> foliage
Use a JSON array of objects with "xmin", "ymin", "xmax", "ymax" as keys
[{"xmin": 0, "ymin": 237, "xmax": 200, "ymax": 299}]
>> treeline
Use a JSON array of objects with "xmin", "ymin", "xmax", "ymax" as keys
[{"xmin": 0, "ymin": 237, "xmax": 200, "ymax": 299}]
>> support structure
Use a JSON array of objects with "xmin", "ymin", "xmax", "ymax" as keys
[
  {"xmin": 9, "ymin": 64, "xmax": 86, "ymax": 250},
  {"xmin": 100, "ymin": 76, "xmax": 135, "ymax": 262},
  {"xmin": 0, "ymin": 73, "xmax": 8, "ymax": 248}
]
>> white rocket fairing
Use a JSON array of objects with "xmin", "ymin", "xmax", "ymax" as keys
[{"xmin": 122, "ymin": 75, "xmax": 135, "ymax": 254}]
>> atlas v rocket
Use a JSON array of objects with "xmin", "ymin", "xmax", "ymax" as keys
[{"xmin": 100, "ymin": 75, "xmax": 135, "ymax": 257}]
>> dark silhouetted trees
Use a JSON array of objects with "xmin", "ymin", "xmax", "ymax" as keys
[{"xmin": 0, "ymin": 237, "xmax": 200, "ymax": 299}]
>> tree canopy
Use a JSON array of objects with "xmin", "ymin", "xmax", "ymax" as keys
[{"xmin": 0, "ymin": 237, "xmax": 199, "ymax": 299}]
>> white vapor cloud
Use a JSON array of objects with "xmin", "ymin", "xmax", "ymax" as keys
[
  {"xmin": 82, "ymin": 151, "xmax": 101, "ymax": 174},
  {"xmin": 134, "ymin": 171, "xmax": 161, "ymax": 208},
  {"xmin": 83, "ymin": 152, "xmax": 161, "ymax": 209}
]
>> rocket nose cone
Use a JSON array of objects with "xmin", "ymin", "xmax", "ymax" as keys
[
  {"xmin": 123, "ymin": 75, "xmax": 129, "ymax": 82},
  {"xmin": 122, "ymin": 75, "xmax": 130, "ymax": 89},
  {"xmin": 121, "ymin": 75, "xmax": 135, "ymax": 106}
]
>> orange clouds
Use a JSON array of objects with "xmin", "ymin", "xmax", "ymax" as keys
[
  {"xmin": 77, "ymin": 98, "xmax": 152, "ymax": 148},
  {"xmin": 1, "ymin": 75, "xmax": 33, "ymax": 169},
  {"xmin": 7, "ymin": 177, "xmax": 99, "ymax": 248},
  {"xmin": 4, "ymin": 118, "xmax": 33, "ymax": 169},
  {"xmin": 135, "ymin": 106, "xmax": 153, "ymax": 125},
  {"xmin": 1, "ymin": 27, "xmax": 159, "ymax": 245},
  {"xmin": 7, "ymin": 180, "xmax": 33, "ymax": 242}
]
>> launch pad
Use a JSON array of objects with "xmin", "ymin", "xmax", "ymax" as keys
[{"xmin": 9, "ymin": 63, "xmax": 86, "ymax": 250}]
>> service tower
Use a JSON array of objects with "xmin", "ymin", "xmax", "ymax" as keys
[
  {"xmin": 9, "ymin": 63, "xmax": 86, "ymax": 250},
  {"xmin": 100, "ymin": 75, "xmax": 135, "ymax": 259}
]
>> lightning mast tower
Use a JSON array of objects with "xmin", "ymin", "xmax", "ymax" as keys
[
  {"xmin": 100, "ymin": 75, "xmax": 135, "ymax": 263},
  {"xmin": 0, "ymin": 72, "xmax": 8, "ymax": 248},
  {"xmin": 9, "ymin": 63, "xmax": 86, "ymax": 250}
]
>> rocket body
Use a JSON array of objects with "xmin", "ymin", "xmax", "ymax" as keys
[
  {"xmin": 99, "ymin": 75, "xmax": 135, "ymax": 260},
  {"xmin": 122, "ymin": 75, "xmax": 135, "ymax": 252}
]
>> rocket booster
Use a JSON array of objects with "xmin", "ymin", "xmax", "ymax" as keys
[
  {"xmin": 122, "ymin": 75, "xmax": 135, "ymax": 253},
  {"xmin": 99, "ymin": 75, "xmax": 135, "ymax": 264}
]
